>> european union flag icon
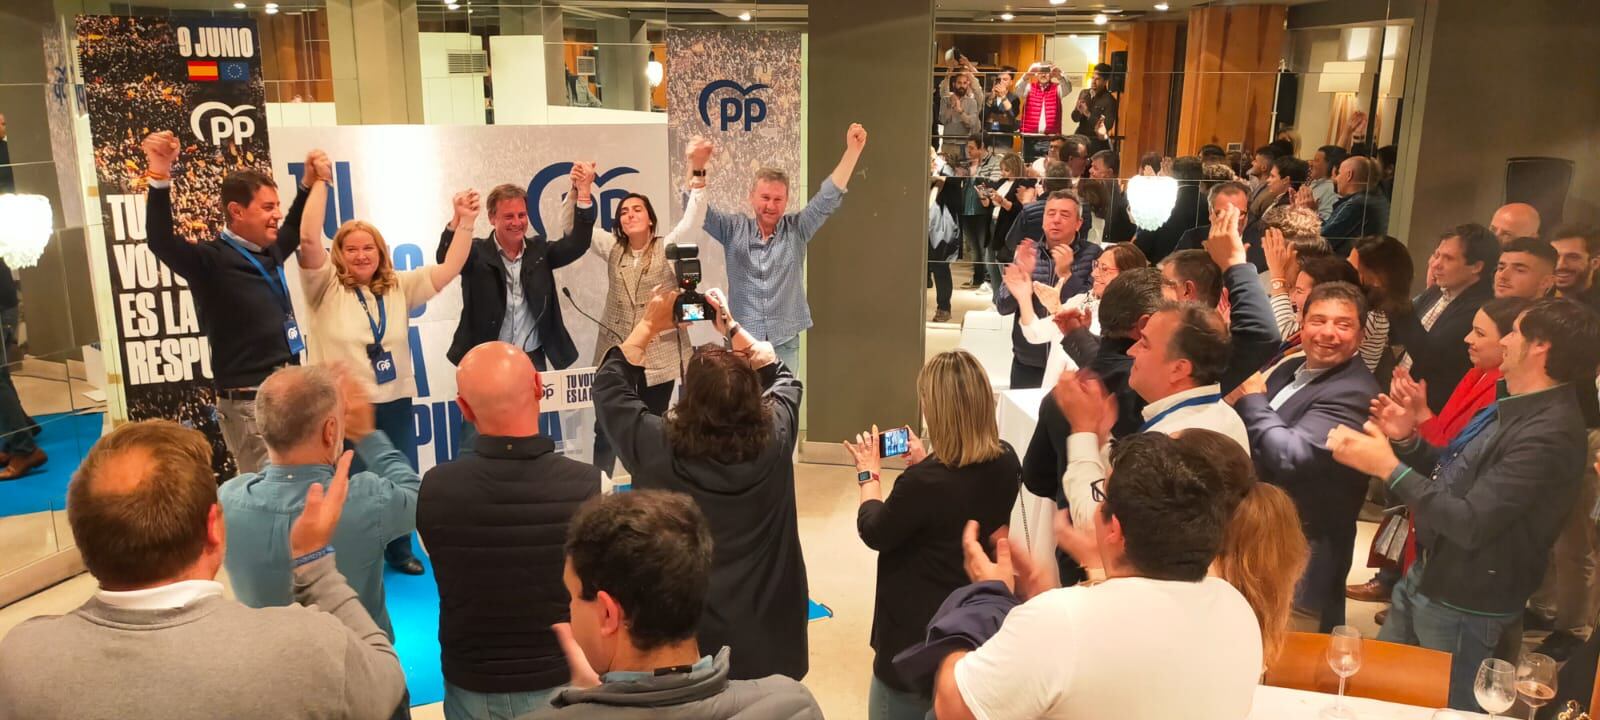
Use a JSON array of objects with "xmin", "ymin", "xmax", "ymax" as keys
[{"xmin": 219, "ymin": 61, "xmax": 250, "ymax": 82}]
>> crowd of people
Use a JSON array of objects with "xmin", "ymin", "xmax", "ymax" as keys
[{"xmin": 3, "ymin": 71, "xmax": 1600, "ymax": 720}]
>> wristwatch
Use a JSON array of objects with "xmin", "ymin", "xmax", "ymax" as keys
[
  {"xmin": 857, "ymin": 470, "xmax": 880, "ymax": 485},
  {"xmin": 1269, "ymin": 278, "xmax": 1288, "ymax": 292},
  {"xmin": 691, "ymin": 169, "xmax": 707, "ymax": 177}
]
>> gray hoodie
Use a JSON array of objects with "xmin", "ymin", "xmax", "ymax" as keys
[{"xmin": 522, "ymin": 648, "xmax": 823, "ymax": 720}]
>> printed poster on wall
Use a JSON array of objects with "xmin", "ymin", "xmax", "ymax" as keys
[
  {"xmin": 78, "ymin": 15, "xmax": 272, "ymax": 477},
  {"xmin": 665, "ymin": 29, "xmax": 803, "ymax": 306}
]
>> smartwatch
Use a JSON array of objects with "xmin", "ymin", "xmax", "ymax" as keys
[
  {"xmin": 691, "ymin": 169, "xmax": 707, "ymax": 178},
  {"xmin": 858, "ymin": 470, "xmax": 880, "ymax": 485}
]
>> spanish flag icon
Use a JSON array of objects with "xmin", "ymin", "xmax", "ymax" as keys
[{"xmin": 187, "ymin": 61, "xmax": 219, "ymax": 82}]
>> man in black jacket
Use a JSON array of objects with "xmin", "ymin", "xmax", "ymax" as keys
[
  {"xmin": 1330, "ymin": 298, "xmax": 1600, "ymax": 711},
  {"xmin": 438, "ymin": 166, "xmax": 596, "ymax": 372},
  {"xmin": 1172, "ymin": 181, "xmax": 1268, "ymax": 272},
  {"xmin": 417, "ymin": 341, "xmax": 601, "ymax": 714},
  {"xmin": 140, "ymin": 131, "xmax": 310, "ymax": 474},
  {"xmin": 1397, "ymin": 224, "xmax": 1499, "ymax": 412}
]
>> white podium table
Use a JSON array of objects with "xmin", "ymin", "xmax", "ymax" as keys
[
  {"xmin": 1249, "ymin": 685, "xmax": 1484, "ymax": 719},
  {"xmin": 997, "ymin": 387, "xmax": 1063, "ymax": 584}
]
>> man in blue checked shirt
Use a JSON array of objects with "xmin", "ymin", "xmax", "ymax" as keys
[{"xmin": 691, "ymin": 123, "xmax": 868, "ymax": 372}]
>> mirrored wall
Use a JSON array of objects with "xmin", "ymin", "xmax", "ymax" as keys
[{"xmin": 924, "ymin": 0, "xmax": 1417, "ymax": 391}]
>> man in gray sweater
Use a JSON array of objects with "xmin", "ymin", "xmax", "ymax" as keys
[
  {"xmin": 527, "ymin": 490, "xmax": 821, "ymax": 720},
  {"xmin": 0, "ymin": 420, "xmax": 407, "ymax": 720}
]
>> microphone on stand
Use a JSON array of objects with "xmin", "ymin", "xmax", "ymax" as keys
[{"xmin": 562, "ymin": 287, "xmax": 625, "ymax": 345}]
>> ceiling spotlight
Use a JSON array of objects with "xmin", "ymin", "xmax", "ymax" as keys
[
  {"xmin": 232, "ymin": 1, "xmax": 246, "ymax": 7},
  {"xmin": 1000, "ymin": 12, "xmax": 1014, "ymax": 20},
  {"xmin": 264, "ymin": 6, "xmax": 277, "ymax": 13},
  {"xmin": 738, "ymin": 10, "xmax": 752, "ymax": 21},
  {"xmin": 1093, "ymin": 13, "xmax": 1108, "ymax": 24},
  {"xmin": 446, "ymin": 2, "xmax": 459, "ymax": 7},
  {"xmin": 1154, "ymin": 2, "xmax": 1170, "ymax": 10},
  {"xmin": 1049, "ymin": 0, "xmax": 1066, "ymax": 4}
]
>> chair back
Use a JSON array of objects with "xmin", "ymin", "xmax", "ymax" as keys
[{"xmin": 1263, "ymin": 631, "xmax": 1450, "ymax": 708}]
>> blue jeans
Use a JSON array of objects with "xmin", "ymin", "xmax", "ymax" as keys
[
  {"xmin": 1380, "ymin": 562, "xmax": 1517, "ymax": 711},
  {"xmin": 869, "ymin": 676, "xmax": 933, "ymax": 720},
  {"xmin": 773, "ymin": 336, "xmax": 801, "ymax": 375},
  {"xmin": 443, "ymin": 682, "xmax": 557, "ymax": 720}
]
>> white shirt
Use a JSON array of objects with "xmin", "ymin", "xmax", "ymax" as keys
[
  {"xmin": 1270, "ymin": 364, "xmax": 1333, "ymax": 411},
  {"xmin": 1063, "ymin": 385, "xmax": 1249, "ymax": 529},
  {"xmin": 955, "ymin": 576, "xmax": 1262, "ymax": 720},
  {"xmin": 96, "ymin": 580, "xmax": 225, "ymax": 610},
  {"xmin": 1019, "ymin": 315, "xmax": 1078, "ymax": 391}
]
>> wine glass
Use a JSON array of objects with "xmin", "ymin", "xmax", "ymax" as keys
[
  {"xmin": 1475, "ymin": 658, "xmax": 1516, "ymax": 718},
  {"xmin": 1321, "ymin": 625, "xmax": 1363, "ymax": 720},
  {"xmin": 1516, "ymin": 653, "xmax": 1558, "ymax": 720}
]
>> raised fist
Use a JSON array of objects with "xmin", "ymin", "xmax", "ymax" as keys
[
  {"xmin": 845, "ymin": 123, "xmax": 868, "ymax": 152},
  {"xmin": 141, "ymin": 131, "xmax": 179, "ymax": 177},
  {"xmin": 687, "ymin": 138, "xmax": 715, "ymax": 168}
]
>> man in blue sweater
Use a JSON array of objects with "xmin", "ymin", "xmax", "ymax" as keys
[{"xmin": 993, "ymin": 190, "xmax": 1101, "ymax": 389}]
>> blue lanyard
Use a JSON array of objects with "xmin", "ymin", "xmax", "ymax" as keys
[
  {"xmin": 220, "ymin": 235, "xmax": 292, "ymax": 314},
  {"xmin": 354, "ymin": 287, "xmax": 387, "ymax": 344},
  {"xmin": 1435, "ymin": 403, "xmax": 1498, "ymax": 477},
  {"xmin": 1139, "ymin": 393, "xmax": 1223, "ymax": 432}
]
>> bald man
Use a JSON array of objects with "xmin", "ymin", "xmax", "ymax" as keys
[
  {"xmin": 1319, "ymin": 155, "xmax": 1389, "ymax": 255},
  {"xmin": 416, "ymin": 341, "xmax": 601, "ymax": 714},
  {"xmin": 1491, "ymin": 202, "xmax": 1541, "ymax": 246}
]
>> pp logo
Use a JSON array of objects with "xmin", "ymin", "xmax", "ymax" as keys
[
  {"xmin": 286, "ymin": 326, "xmax": 299, "ymax": 341},
  {"xmin": 526, "ymin": 162, "xmax": 641, "ymax": 238},
  {"xmin": 541, "ymin": 382, "xmax": 556, "ymax": 400},
  {"xmin": 698, "ymin": 80, "xmax": 769, "ymax": 132},
  {"xmin": 190, "ymin": 101, "xmax": 257, "ymax": 146},
  {"xmin": 375, "ymin": 358, "xmax": 393, "ymax": 373}
]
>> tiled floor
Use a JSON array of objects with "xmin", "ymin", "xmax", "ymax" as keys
[{"xmin": 0, "ymin": 456, "xmax": 1399, "ymax": 718}]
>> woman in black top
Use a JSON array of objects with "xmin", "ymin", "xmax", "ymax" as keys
[{"xmin": 843, "ymin": 349, "xmax": 1022, "ymax": 720}]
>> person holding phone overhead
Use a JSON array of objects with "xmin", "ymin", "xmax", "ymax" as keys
[
  {"xmin": 294, "ymin": 148, "xmax": 479, "ymax": 575},
  {"xmin": 843, "ymin": 349, "xmax": 1021, "ymax": 720}
]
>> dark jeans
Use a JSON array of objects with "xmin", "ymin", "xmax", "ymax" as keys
[
  {"xmin": 1009, "ymin": 360, "xmax": 1046, "ymax": 390},
  {"xmin": 593, "ymin": 379, "xmax": 674, "ymax": 477},
  {"xmin": 1380, "ymin": 562, "xmax": 1517, "ymax": 711},
  {"xmin": 352, "ymin": 397, "xmax": 420, "ymax": 565},
  {"xmin": 960, "ymin": 213, "xmax": 991, "ymax": 285},
  {"xmin": 928, "ymin": 261, "xmax": 952, "ymax": 312},
  {"xmin": 1300, "ymin": 529, "xmax": 1357, "ymax": 632},
  {"xmin": 0, "ymin": 335, "xmax": 37, "ymax": 455}
]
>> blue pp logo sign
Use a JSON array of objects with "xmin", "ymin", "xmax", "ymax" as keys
[
  {"xmin": 698, "ymin": 80, "xmax": 769, "ymax": 132},
  {"xmin": 526, "ymin": 162, "xmax": 640, "ymax": 238}
]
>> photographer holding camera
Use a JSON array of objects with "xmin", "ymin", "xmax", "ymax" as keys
[
  {"xmin": 591, "ymin": 287, "xmax": 808, "ymax": 683},
  {"xmin": 693, "ymin": 123, "xmax": 867, "ymax": 372}
]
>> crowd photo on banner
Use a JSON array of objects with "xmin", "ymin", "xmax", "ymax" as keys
[{"xmin": 8, "ymin": 9, "xmax": 1600, "ymax": 720}]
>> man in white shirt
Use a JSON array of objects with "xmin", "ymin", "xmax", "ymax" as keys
[
  {"xmin": 1305, "ymin": 145, "xmax": 1347, "ymax": 222},
  {"xmin": 1055, "ymin": 301, "xmax": 1249, "ymax": 528},
  {"xmin": 933, "ymin": 432, "xmax": 1262, "ymax": 720}
]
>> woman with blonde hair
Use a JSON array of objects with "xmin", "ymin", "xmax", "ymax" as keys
[
  {"xmin": 1176, "ymin": 428, "xmax": 1310, "ymax": 665},
  {"xmin": 843, "ymin": 350, "xmax": 1021, "ymax": 720},
  {"xmin": 295, "ymin": 149, "xmax": 484, "ymax": 573}
]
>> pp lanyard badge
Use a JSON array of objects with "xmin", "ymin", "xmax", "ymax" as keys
[
  {"xmin": 222, "ymin": 236, "xmax": 304, "ymax": 355},
  {"xmin": 356, "ymin": 288, "xmax": 396, "ymax": 385}
]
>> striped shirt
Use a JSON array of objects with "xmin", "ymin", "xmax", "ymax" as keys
[{"xmin": 698, "ymin": 178, "xmax": 847, "ymax": 343}]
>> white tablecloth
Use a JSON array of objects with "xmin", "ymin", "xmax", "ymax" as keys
[
  {"xmin": 1250, "ymin": 685, "xmax": 1486, "ymax": 719},
  {"xmin": 996, "ymin": 387, "xmax": 1062, "ymax": 584}
]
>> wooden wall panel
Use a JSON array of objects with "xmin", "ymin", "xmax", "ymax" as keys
[
  {"xmin": 1117, "ymin": 20, "xmax": 1182, "ymax": 173},
  {"xmin": 1175, "ymin": 4, "xmax": 1286, "ymax": 155},
  {"xmin": 258, "ymin": 10, "xmax": 334, "ymax": 103}
]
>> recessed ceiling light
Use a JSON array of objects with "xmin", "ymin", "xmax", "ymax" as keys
[
  {"xmin": 1154, "ymin": 2, "xmax": 1170, "ymax": 10},
  {"xmin": 232, "ymin": 2, "xmax": 246, "ymax": 8},
  {"xmin": 446, "ymin": 2, "xmax": 459, "ymax": 8},
  {"xmin": 1093, "ymin": 13, "xmax": 1108, "ymax": 24},
  {"xmin": 1000, "ymin": 12, "xmax": 1014, "ymax": 20},
  {"xmin": 264, "ymin": 6, "xmax": 277, "ymax": 13},
  {"xmin": 1049, "ymin": 0, "xmax": 1066, "ymax": 5},
  {"xmin": 738, "ymin": 10, "xmax": 752, "ymax": 21}
]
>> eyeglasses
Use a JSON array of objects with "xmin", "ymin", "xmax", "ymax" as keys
[{"xmin": 1090, "ymin": 478, "xmax": 1106, "ymax": 503}]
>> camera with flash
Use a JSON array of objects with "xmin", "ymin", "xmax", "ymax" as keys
[{"xmin": 665, "ymin": 243, "xmax": 708, "ymax": 323}]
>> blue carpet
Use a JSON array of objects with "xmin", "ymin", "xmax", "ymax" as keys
[{"xmin": 0, "ymin": 411, "xmax": 105, "ymax": 518}]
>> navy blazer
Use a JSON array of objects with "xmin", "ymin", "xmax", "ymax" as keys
[
  {"xmin": 1395, "ymin": 279, "xmax": 1493, "ymax": 413},
  {"xmin": 438, "ymin": 203, "xmax": 596, "ymax": 369},
  {"xmin": 1236, "ymin": 356, "xmax": 1378, "ymax": 536}
]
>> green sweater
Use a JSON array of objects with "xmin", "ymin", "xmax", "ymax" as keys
[{"xmin": 0, "ymin": 556, "xmax": 406, "ymax": 720}]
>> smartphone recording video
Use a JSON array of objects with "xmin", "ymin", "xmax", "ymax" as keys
[{"xmin": 879, "ymin": 427, "xmax": 911, "ymax": 458}]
